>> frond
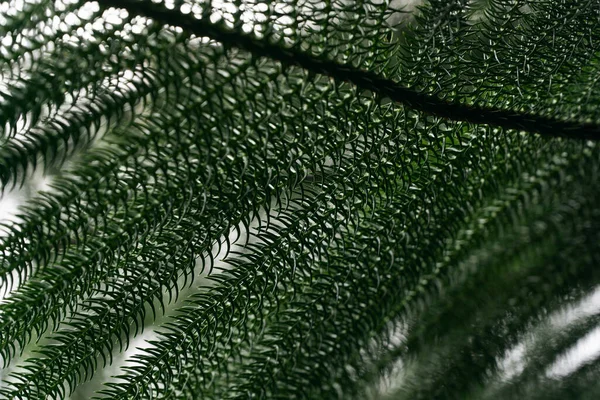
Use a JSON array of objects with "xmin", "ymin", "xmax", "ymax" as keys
[{"xmin": 1, "ymin": 0, "xmax": 600, "ymax": 399}]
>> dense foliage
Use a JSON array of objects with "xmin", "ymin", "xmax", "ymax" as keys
[{"xmin": 0, "ymin": 0, "xmax": 600, "ymax": 398}]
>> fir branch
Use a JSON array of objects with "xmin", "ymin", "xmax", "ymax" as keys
[
  {"xmin": 312, "ymin": 140, "xmax": 600, "ymax": 399},
  {"xmin": 2, "ymin": 71, "xmax": 387, "ymax": 398},
  {"xmin": 0, "ymin": 40, "xmax": 247, "ymax": 296},
  {"xmin": 2, "ymin": 1, "xmax": 600, "ymax": 398},
  {"xmin": 98, "ymin": 0, "xmax": 600, "ymax": 140},
  {"xmin": 98, "ymin": 114, "xmax": 483, "ymax": 399},
  {"xmin": 0, "ymin": 54, "xmax": 333, "ymax": 371}
]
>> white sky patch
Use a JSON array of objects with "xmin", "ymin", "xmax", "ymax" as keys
[
  {"xmin": 176, "ymin": 0, "xmax": 294, "ymax": 38},
  {"xmin": 387, "ymin": 0, "xmax": 424, "ymax": 27},
  {"xmin": 359, "ymin": 320, "xmax": 409, "ymax": 399},
  {"xmin": 496, "ymin": 340, "xmax": 528, "ymax": 382},
  {"xmin": 493, "ymin": 285, "xmax": 600, "ymax": 384},
  {"xmin": 546, "ymin": 325, "xmax": 600, "ymax": 379},
  {"xmin": 549, "ymin": 286, "xmax": 600, "ymax": 330},
  {"xmin": 0, "ymin": 191, "xmax": 24, "ymax": 236}
]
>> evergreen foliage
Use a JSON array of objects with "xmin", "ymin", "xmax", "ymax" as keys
[{"xmin": 0, "ymin": 0, "xmax": 600, "ymax": 398}]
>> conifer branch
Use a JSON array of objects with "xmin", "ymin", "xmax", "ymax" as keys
[{"xmin": 97, "ymin": 0, "xmax": 600, "ymax": 141}]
